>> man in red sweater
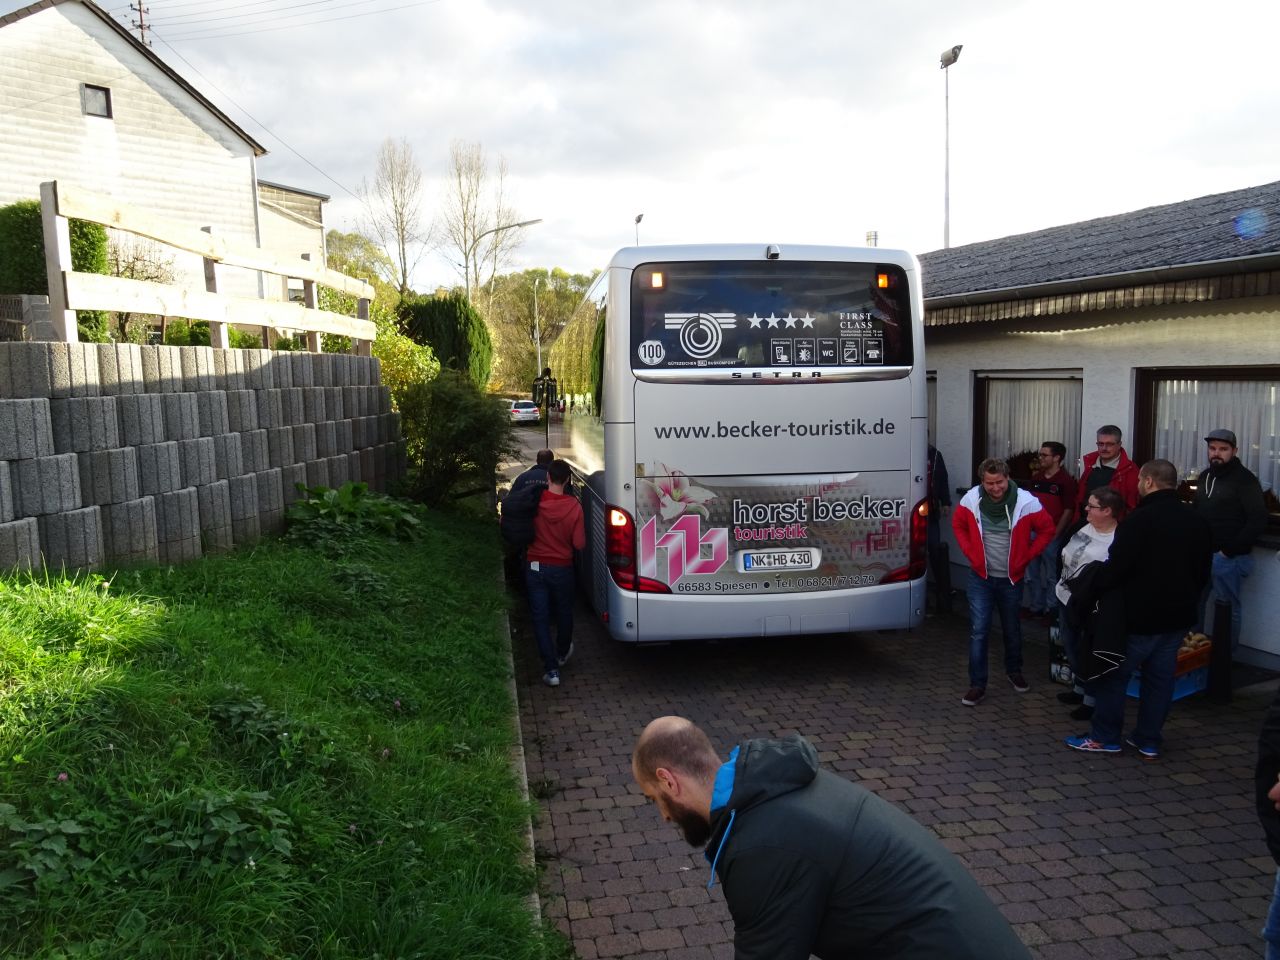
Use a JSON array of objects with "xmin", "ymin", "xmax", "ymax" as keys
[
  {"xmin": 526, "ymin": 459, "xmax": 586, "ymax": 687},
  {"xmin": 1077, "ymin": 425, "xmax": 1140, "ymax": 514},
  {"xmin": 1024, "ymin": 441, "xmax": 1078, "ymax": 618}
]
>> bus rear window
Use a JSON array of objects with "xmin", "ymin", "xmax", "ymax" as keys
[{"xmin": 630, "ymin": 261, "xmax": 912, "ymax": 374}]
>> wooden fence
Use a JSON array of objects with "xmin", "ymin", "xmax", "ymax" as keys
[{"xmin": 39, "ymin": 180, "xmax": 375, "ymax": 353}]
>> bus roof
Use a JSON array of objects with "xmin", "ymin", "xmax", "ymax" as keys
[{"xmin": 605, "ymin": 243, "xmax": 918, "ymax": 272}]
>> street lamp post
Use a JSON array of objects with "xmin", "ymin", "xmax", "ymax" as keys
[
  {"xmin": 940, "ymin": 44, "xmax": 962, "ymax": 249},
  {"xmin": 465, "ymin": 218, "xmax": 543, "ymax": 301},
  {"xmin": 532, "ymin": 276, "xmax": 542, "ymax": 375},
  {"xmin": 635, "ymin": 213, "xmax": 643, "ymax": 246}
]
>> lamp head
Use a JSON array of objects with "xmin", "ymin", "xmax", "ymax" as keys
[
  {"xmin": 940, "ymin": 44, "xmax": 962, "ymax": 68},
  {"xmin": 635, "ymin": 213, "xmax": 644, "ymax": 224}
]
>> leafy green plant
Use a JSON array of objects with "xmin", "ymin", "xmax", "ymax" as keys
[
  {"xmin": 0, "ymin": 802, "xmax": 97, "ymax": 894},
  {"xmin": 273, "ymin": 334, "xmax": 304, "ymax": 351},
  {"xmin": 228, "ymin": 326, "xmax": 264, "ymax": 349},
  {"xmin": 285, "ymin": 481, "xmax": 425, "ymax": 545},
  {"xmin": 397, "ymin": 368, "xmax": 516, "ymax": 507},
  {"xmin": 138, "ymin": 789, "xmax": 294, "ymax": 879},
  {"xmin": 370, "ymin": 311, "xmax": 439, "ymax": 410},
  {"xmin": 163, "ymin": 318, "xmax": 210, "ymax": 346}
]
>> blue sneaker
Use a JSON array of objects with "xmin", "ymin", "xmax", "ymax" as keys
[
  {"xmin": 542, "ymin": 670, "xmax": 561, "ymax": 687},
  {"xmin": 1065, "ymin": 735, "xmax": 1120, "ymax": 754},
  {"xmin": 1124, "ymin": 738, "xmax": 1159, "ymax": 760}
]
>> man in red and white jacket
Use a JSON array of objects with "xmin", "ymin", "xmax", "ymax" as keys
[{"xmin": 952, "ymin": 458, "xmax": 1056, "ymax": 707}]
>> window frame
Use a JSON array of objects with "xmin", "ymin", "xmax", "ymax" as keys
[
  {"xmin": 80, "ymin": 83, "xmax": 112, "ymax": 119},
  {"xmin": 1134, "ymin": 364, "xmax": 1280, "ymax": 531},
  {"xmin": 971, "ymin": 371, "xmax": 1083, "ymax": 484}
]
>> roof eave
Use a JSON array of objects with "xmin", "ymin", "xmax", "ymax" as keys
[{"xmin": 925, "ymin": 250, "xmax": 1280, "ymax": 309}]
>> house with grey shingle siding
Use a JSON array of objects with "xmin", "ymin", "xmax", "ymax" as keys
[
  {"xmin": 920, "ymin": 180, "xmax": 1280, "ymax": 666},
  {"xmin": 0, "ymin": 0, "xmax": 327, "ymax": 302}
]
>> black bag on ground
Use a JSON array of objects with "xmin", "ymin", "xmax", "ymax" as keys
[{"xmin": 500, "ymin": 482, "xmax": 546, "ymax": 547}]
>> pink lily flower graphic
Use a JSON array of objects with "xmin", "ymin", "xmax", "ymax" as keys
[{"xmin": 638, "ymin": 463, "xmax": 716, "ymax": 520}]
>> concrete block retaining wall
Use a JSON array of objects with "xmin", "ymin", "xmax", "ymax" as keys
[{"xmin": 0, "ymin": 343, "xmax": 405, "ymax": 572}]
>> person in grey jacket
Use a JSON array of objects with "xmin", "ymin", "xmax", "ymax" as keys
[{"xmin": 631, "ymin": 716, "xmax": 1030, "ymax": 960}]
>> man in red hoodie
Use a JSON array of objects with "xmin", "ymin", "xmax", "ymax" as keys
[
  {"xmin": 526, "ymin": 459, "xmax": 585, "ymax": 687},
  {"xmin": 952, "ymin": 458, "xmax": 1056, "ymax": 706},
  {"xmin": 1077, "ymin": 425, "xmax": 1140, "ymax": 514}
]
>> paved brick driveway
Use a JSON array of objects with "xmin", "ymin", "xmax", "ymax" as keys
[{"xmin": 511, "ymin": 596, "xmax": 1276, "ymax": 960}]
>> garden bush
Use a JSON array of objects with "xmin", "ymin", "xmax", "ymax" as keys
[
  {"xmin": 399, "ymin": 292, "xmax": 491, "ymax": 390},
  {"xmin": 0, "ymin": 199, "xmax": 109, "ymax": 341},
  {"xmin": 397, "ymin": 369, "xmax": 515, "ymax": 507},
  {"xmin": 371, "ymin": 312, "xmax": 438, "ymax": 410}
]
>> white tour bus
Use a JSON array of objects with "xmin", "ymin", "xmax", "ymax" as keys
[{"xmin": 552, "ymin": 243, "xmax": 928, "ymax": 642}]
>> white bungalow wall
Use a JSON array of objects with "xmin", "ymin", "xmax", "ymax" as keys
[
  {"xmin": 926, "ymin": 295, "xmax": 1280, "ymax": 666},
  {"xmin": 0, "ymin": 2, "xmax": 262, "ymax": 299},
  {"xmin": 258, "ymin": 204, "xmax": 326, "ymax": 303}
]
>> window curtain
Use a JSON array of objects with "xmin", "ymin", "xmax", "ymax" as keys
[
  {"xmin": 1153, "ymin": 379, "xmax": 1279, "ymax": 494},
  {"xmin": 984, "ymin": 379, "xmax": 1083, "ymax": 469}
]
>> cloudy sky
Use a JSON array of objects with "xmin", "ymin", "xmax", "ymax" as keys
[{"xmin": 9, "ymin": 0, "xmax": 1279, "ymax": 289}]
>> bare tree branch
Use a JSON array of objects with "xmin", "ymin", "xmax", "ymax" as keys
[
  {"xmin": 360, "ymin": 137, "xmax": 427, "ymax": 303},
  {"xmin": 437, "ymin": 141, "xmax": 528, "ymax": 303},
  {"xmin": 107, "ymin": 229, "xmax": 175, "ymax": 341}
]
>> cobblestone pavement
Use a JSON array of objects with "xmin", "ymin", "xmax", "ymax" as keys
[{"xmin": 511, "ymin": 595, "xmax": 1276, "ymax": 960}]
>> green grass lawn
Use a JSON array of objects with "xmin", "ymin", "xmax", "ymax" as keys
[{"xmin": 0, "ymin": 507, "xmax": 564, "ymax": 959}]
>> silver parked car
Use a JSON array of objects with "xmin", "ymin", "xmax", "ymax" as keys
[{"xmin": 509, "ymin": 400, "xmax": 540, "ymax": 424}]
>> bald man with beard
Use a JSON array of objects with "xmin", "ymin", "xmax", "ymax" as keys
[{"xmin": 632, "ymin": 717, "xmax": 1030, "ymax": 960}]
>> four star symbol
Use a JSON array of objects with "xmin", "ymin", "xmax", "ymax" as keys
[{"xmin": 727, "ymin": 311, "xmax": 837, "ymax": 337}]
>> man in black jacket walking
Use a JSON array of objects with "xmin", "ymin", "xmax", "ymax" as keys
[
  {"xmin": 1065, "ymin": 459, "xmax": 1212, "ymax": 759},
  {"xmin": 1194, "ymin": 428, "xmax": 1268, "ymax": 651},
  {"xmin": 632, "ymin": 716, "xmax": 1030, "ymax": 960}
]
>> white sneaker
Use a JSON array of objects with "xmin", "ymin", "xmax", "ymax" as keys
[
  {"xmin": 557, "ymin": 642, "xmax": 575, "ymax": 667},
  {"xmin": 542, "ymin": 670, "xmax": 560, "ymax": 687}
]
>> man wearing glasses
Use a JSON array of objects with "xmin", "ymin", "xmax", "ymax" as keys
[{"xmin": 1077, "ymin": 424, "xmax": 1139, "ymax": 514}]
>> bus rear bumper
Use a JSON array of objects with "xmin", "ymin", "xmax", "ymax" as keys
[{"xmin": 608, "ymin": 577, "xmax": 926, "ymax": 642}]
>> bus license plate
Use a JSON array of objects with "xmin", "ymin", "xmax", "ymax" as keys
[{"xmin": 739, "ymin": 549, "xmax": 819, "ymax": 572}]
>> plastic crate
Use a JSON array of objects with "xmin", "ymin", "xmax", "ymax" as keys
[{"xmin": 1125, "ymin": 644, "xmax": 1211, "ymax": 700}]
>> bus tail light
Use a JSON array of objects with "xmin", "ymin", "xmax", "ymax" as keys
[
  {"xmin": 605, "ymin": 504, "xmax": 671, "ymax": 593},
  {"xmin": 882, "ymin": 497, "xmax": 928, "ymax": 583}
]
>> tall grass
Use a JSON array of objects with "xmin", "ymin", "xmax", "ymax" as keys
[{"xmin": 0, "ymin": 510, "xmax": 565, "ymax": 959}]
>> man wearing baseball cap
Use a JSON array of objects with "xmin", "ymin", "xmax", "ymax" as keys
[{"xmin": 1194, "ymin": 428, "xmax": 1267, "ymax": 650}]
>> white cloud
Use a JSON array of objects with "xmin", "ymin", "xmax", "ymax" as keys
[{"xmin": 4, "ymin": 0, "xmax": 1277, "ymax": 290}]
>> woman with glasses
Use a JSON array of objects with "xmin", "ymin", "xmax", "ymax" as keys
[{"xmin": 1054, "ymin": 487, "xmax": 1126, "ymax": 719}]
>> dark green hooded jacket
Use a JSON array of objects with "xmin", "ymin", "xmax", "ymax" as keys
[{"xmin": 705, "ymin": 735, "xmax": 1030, "ymax": 960}]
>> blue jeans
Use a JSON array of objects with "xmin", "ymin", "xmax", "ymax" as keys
[
  {"xmin": 1089, "ymin": 630, "xmax": 1182, "ymax": 747},
  {"xmin": 1199, "ymin": 552, "xmax": 1254, "ymax": 651},
  {"xmin": 966, "ymin": 569, "xmax": 1024, "ymax": 688},
  {"xmin": 1265, "ymin": 868, "xmax": 1280, "ymax": 959},
  {"xmin": 526, "ymin": 562, "xmax": 575, "ymax": 673},
  {"xmin": 1025, "ymin": 534, "xmax": 1063, "ymax": 614}
]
